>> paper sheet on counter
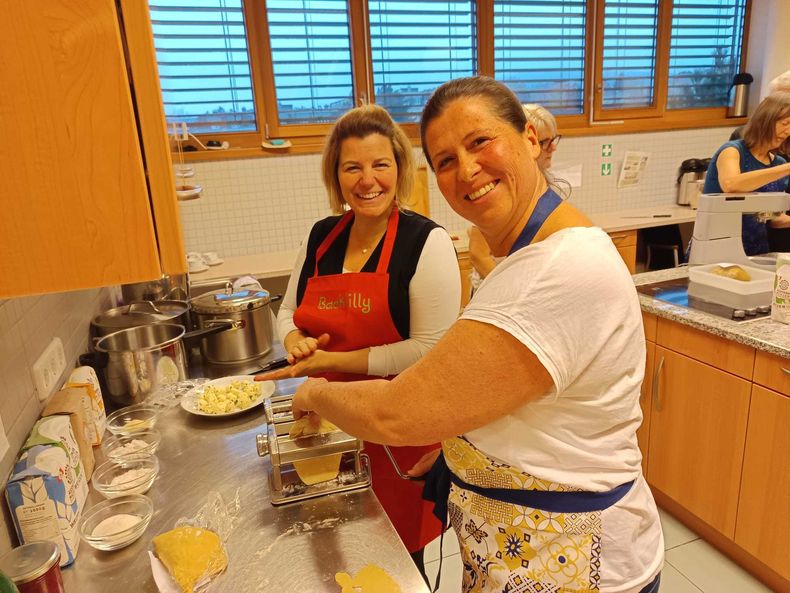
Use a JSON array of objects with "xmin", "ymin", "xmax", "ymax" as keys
[
  {"xmin": 549, "ymin": 162, "xmax": 582, "ymax": 188},
  {"xmin": 617, "ymin": 151, "xmax": 650, "ymax": 189}
]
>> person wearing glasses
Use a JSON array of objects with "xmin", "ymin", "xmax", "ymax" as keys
[{"xmin": 467, "ymin": 103, "xmax": 562, "ymax": 289}]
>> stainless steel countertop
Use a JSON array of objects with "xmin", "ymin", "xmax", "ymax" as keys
[{"xmin": 62, "ymin": 377, "xmax": 429, "ymax": 592}]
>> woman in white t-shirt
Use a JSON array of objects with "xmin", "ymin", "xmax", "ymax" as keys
[
  {"xmin": 467, "ymin": 103, "xmax": 564, "ymax": 292},
  {"xmin": 285, "ymin": 77, "xmax": 664, "ymax": 593}
]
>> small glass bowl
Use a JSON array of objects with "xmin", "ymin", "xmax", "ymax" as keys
[
  {"xmin": 106, "ymin": 404, "xmax": 160, "ymax": 436},
  {"xmin": 92, "ymin": 454, "xmax": 159, "ymax": 499},
  {"xmin": 78, "ymin": 495, "xmax": 153, "ymax": 551},
  {"xmin": 102, "ymin": 430, "xmax": 161, "ymax": 460}
]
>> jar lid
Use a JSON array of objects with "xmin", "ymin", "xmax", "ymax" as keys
[
  {"xmin": 0, "ymin": 541, "xmax": 59, "ymax": 584},
  {"xmin": 190, "ymin": 289, "xmax": 271, "ymax": 314}
]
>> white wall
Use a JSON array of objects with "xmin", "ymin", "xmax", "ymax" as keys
[
  {"xmin": 179, "ymin": 126, "xmax": 734, "ymax": 258},
  {"xmin": 746, "ymin": 0, "xmax": 790, "ymax": 104}
]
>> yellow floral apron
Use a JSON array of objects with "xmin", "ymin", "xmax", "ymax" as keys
[{"xmin": 440, "ymin": 436, "xmax": 630, "ymax": 593}]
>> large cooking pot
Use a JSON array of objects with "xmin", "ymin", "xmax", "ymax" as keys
[
  {"xmin": 91, "ymin": 300, "xmax": 191, "ymax": 340},
  {"xmin": 190, "ymin": 288, "xmax": 281, "ymax": 364},
  {"xmin": 89, "ymin": 322, "xmax": 232, "ymax": 406}
]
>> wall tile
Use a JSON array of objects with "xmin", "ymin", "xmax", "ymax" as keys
[
  {"xmin": 180, "ymin": 127, "xmax": 734, "ymax": 257},
  {"xmin": 0, "ymin": 287, "xmax": 112, "ymax": 554}
]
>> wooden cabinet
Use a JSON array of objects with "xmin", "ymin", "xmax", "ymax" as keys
[
  {"xmin": 753, "ymin": 350, "xmax": 790, "ymax": 396},
  {"xmin": 735, "ymin": 385, "xmax": 790, "ymax": 581},
  {"xmin": 609, "ymin": 230, "xmax": 637, "ymax": 273},
  {"xmin": 648, "ymin": 345, "xmax": 752, "ymax": 537},
  {"xmin": 637, "ymin": 340, "xmax": 654, "ymax": 474},
  {"xmin": 0, "ymin": 1, "xmax": 185, "ymax": 298}
]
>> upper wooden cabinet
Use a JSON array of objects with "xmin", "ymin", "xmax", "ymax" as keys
[{"xmin": 0, "ymin": 0, "xmax": 185, "ymax": 298}]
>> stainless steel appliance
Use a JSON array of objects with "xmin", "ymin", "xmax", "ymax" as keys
[
  {"xmin": 728, "ymin": 72, "xmax": 753, "ymax": 118},
  {"xmin": 677, "ymin": 158, "xmax": 709, "ymax": 206},
  {"xmin": 257, "ymin": 394, "xmax": 371, "ymax": 505}
]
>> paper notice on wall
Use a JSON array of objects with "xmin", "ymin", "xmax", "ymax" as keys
[
  {"xmin": 549, "ymin": 163, "xmax": 582, "ymax": 188},
  {"xmin": 617, "ymin": 151, "xmax": 650, "ymax": 189}
]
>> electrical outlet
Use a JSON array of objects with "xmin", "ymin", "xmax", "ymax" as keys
[{"xmin": 32, "ymin": 338, "xmax": 67, "ymax": 402}]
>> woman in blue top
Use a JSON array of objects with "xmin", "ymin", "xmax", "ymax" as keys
[{"xmin": 704, "ymin": 92, "xmax": 790, "ymax": 255}]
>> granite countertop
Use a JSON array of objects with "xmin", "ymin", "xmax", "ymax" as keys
[{"xmin": 633, "ymin": 267, "xmax": 790, "ymax": 358}]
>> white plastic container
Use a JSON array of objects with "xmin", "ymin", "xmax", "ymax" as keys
[
  {"xmin": 688, "ymin": 263, "xmax": 774, "ymax": 309},
  {"xmin": 771, "ymin": 253, "xmax": 790, "ymax": 324}
]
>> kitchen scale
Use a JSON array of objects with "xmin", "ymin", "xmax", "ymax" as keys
[
  {"xmin": 636, "ymin": 277, "xmax": 771, "ymax": 321},
  {"xmin": 256, "ymin": 394, "xmax": 371, "ymax": 505}
]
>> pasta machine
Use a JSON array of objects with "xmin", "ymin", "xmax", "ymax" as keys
[{"xmin": 256, "ymin": 393, "xmax": 371, "ymax": 505}]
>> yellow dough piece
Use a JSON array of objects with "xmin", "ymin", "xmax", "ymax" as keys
[
  {"xmin": 153, "ymin": 526, "xmax": 228, "ymax": 593},
  {"xmin": 335, "ymin": 564, "xmax": 403, "ymax": 593},
  {"xmin": 289, "ymin": 416, "xmax": 342, "ymax": 485},
  {"xmin": 711, "ymin": 264, "xmax": 752, "ymax": 281}
]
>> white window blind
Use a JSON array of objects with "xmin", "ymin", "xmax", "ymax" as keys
[
  {"xmin": 369, "ymin": 1, "xmax": 476, "ymax": 123},
  {"xmin": 266, "ymin": 0, "xmax": 354, "ymax": 126},
  {"xmin": 667, "ymin": 0, "xmax": 747, "ymax": 110},
  {"xmin": 601, "ymin": 0, "xmax": 659, "ymax": 110},
  {"xmin": 148, "ymin": 0, "xmax": 256, "ymax": 133},
  {"xmin": 494, "ymin": 0, "xmax": 587, "ymax": 115}
]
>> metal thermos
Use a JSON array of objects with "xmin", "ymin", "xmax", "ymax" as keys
[
  {"xmin": 727, "ymin": 72, "xmax": 753, "ymax": 118},
  {"xmin": 677, "ymin": 158, "xmax": 708, "ymax": 206}
]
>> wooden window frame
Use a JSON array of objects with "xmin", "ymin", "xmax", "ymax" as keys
[{"xmin": 173, "ymin": 0, "xmax": 750, "ymax": 162}]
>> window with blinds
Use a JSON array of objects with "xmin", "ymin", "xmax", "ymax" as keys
[
  {"xmin": 601, "ymin": 1, "xmax": 659, "ymax": 111},
  {"xmin": 266, "ymin": 0, "xmax": 354, "ymax": 126},
  {"xmin": 493, "ymin": 0, "xmax": 587, "ymax": 115},
  {"xmin": 667, "ymin": 0, "xmax": 747, "ymax": 110},
  {"xmin": 148, "ymin": 0, "xmax": 256, "ymax": 134},
  {"xmin": 369, "ymin": 1, "xmax": 476, "ymax": 123}
]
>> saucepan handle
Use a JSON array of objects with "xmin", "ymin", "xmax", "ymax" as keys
[{"xmin": 182, "ymin": 320, "xmax": 237, "ymax": 343}]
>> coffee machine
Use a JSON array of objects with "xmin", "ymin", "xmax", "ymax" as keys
[{"xmin": 677, "ymin": 158, "xmax": 710, "ymax": 207}]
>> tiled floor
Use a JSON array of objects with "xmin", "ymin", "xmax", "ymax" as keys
[{"xmin": 423, "ymin": 508, "xmax": 775, "ymax": 592}]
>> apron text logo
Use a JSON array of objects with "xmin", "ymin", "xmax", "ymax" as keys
[{"xmin": 317, "ymin": 293, "xmax": 372, "ymax": 314}]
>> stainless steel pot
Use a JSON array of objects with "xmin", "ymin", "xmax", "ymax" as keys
[
  {"xmin": 121, "ymin": 274, "xmax": 188, "ymax": 303},
  {"xmin": 90, "ymin": 322, "xmax": 232, "ymax": 406},
  {"xmin": 190, "ymin": 288, "xmax": 281, "ymax": 364},
  {"xmin": 91, "ymin": 300, "xmax": 191, "ymax": 339}
]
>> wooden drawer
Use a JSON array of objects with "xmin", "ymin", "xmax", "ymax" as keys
[
  {"xmin": 608, "ymin": 230, "xmax": 637, "ymax": 248},
  {"xmin": 642, "ymin": 312, "xmax": 657, "ymax": 342},
  {"xmin": 753, "ymin": 351, "xmax": 790, "ymax": 397},
  {"xmin": 655, "ymin": 318, "xmax": 755, "ymax": 379}
]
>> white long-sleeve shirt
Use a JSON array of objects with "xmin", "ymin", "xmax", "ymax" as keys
[{"xmin": 277, "ymin": 227, "xmax": 461, "ymax": 376}]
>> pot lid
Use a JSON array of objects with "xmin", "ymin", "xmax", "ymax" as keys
[
  {"xmin": 190, "ymin": 289, "xmax": 271, "ymax": 314},
  {"xmin": 92, "ymin": 300, "xmax": 188, "ymax": 330}
]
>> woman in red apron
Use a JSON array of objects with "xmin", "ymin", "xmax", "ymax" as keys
[{"xmin": 258, "ymin": 104, "xmax": 461, "ymax": 577}]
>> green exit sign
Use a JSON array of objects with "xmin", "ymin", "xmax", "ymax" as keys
[{"xmin": 601, "ymin": 163, "xmax": 612, "ymax": 176}]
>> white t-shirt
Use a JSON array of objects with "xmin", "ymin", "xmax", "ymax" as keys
[
  {"xmin": 461, "ymin": 226, "xmax": 663, "ymax": 592},
  {"xmin": 278, "ymin": 227, "xmax": 461, "ymax": 377}
]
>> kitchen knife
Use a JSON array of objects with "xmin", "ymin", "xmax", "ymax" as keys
[{"xmin": 250, "ymin": 356, "xmax": 290, "ymax": 374}]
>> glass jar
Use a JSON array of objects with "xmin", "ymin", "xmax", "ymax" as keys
[{"xmin": 0, "ymin": 542, "xmax": 63, "ymax": 593}]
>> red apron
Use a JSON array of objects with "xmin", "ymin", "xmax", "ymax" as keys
[{"xmin": 293, "ymin": 206, "xmax": 442, "ymax": 552}]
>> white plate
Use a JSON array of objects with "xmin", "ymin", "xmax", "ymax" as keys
[{"xmin": 180, "ymin": 376, "xmax": 274, "ymax": 417}]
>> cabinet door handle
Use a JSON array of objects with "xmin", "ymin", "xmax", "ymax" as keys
[
  {"xmin": 782, "ymin": 367, "xmax": 790, "ymax": 376},
  {"xmin": 653, "ymin": 355, "xmax": 665, "ymax": 412}
]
